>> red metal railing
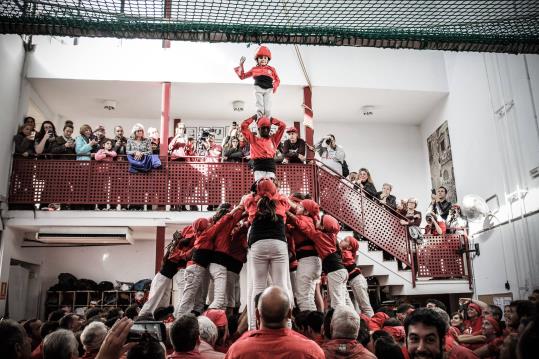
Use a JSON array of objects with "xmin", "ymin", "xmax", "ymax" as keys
[{"xmin": 8, "ymin": 157, "xmax": 471, "ymax": 285}]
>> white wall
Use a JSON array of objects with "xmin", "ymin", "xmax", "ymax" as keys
[
  {"xmin": 316, "ymin": 122, "xmax": 429, "ymax": 204},
  {"xmin": 0, "ymin": 35, "xmax": 26, "ymax": 197},
  {"xmin": 420, "ymin": 52, "xmax": 539, "ymax": 300},
  {"xmin": 27, "ymin": 36, "xmax": 448, "ymax": 92}
]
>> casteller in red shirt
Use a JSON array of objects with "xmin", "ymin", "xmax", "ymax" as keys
[{"xmin": 225, "ymin": 328, "xmax": 324, "ymax": 359}]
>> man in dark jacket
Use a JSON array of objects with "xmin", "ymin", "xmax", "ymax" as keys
[{"xmin": 282, "ymin": 127, "xmax": 306, "ymax": 164}]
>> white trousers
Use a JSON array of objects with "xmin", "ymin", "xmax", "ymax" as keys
[
  {"xmin": 295, "ymin": 256, "xmax": 322, "ymax": 311},
  {"xmin": 176, "ymin": 264, "xmax": 209, "ymax": 316},
  {"xmin": 254, "ymin": 85, "xmax": 273, "ymax": 118},
  {"xmin": 208, "ymin": 263, "xmax": 228, "ymax": 309},
  {"xmin": 139, "ymin": 272, "xmax": 172, "ymax": 318},
  {"xmin": 247, "ymin": 239, "xmax": 290, "ymax": 330},
  {"xmin": 173, "ymin": 268, "xmax": 186, "ymax": 318},
  {"xmin": 349, "ymin": 274, "xmax": 374, "ymax": 317},
  {"xmin": 254, "ymin": 170, "xmax": 276, "ymax": 182},
  {"xmin": 226, "ymin": 271, "xmax": 240, "ymax": 308},
  {"xmin": 327, "ymin": 269, "xmax": 351, "ymax": 309}
]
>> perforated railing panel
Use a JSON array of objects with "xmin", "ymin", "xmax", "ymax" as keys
[
  {"xmin": 417, "ymin": 235, "xmax": 466, "ymax": 278},
  {"xmin": 362, "ymin": 192, "xmax": 410, "ymax": 264},
  {"xmin": 316, "ymin": 166, "xmax": 410, "ymax": 265},
  {"xmin": 276, "ymin": 164, "xmax": 315, "ymax": 197},
  {"xmin": 316, "ymin": 168, "xmax": 364, "ymax": 234}
]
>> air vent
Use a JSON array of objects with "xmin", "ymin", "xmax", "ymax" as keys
[{"xmin": 35, "ymin": 227, "xmax": 133, "ymax": 244}]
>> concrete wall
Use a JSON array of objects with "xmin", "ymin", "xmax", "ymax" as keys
[{"xmin": 420, "ymin": 52, "xmax": 539, "ymax": 300}]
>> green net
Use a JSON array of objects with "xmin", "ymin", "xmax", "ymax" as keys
[{"xmin": 1, "ymin": 1, "xmax": 538, "ymax": 53}]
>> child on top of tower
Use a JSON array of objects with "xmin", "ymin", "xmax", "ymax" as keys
[{"xmin": 234, "ymin": 45, "xmax": 280, "ymax": 119}]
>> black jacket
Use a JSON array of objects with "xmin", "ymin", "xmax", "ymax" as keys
[
  {"xmin": 50, "ymin": 136, "xmax": 76, "ymax": 159},
  {"xmin": 13, "ymin": 134, "xmax": 35, "ymax": 156},
  {"xmin": 377, "ymin": 192, "xmax": 397, "ymax": 210},
  {"xmin": 282, "ymin": 138, "xmax": 306, "ymax": 163}
]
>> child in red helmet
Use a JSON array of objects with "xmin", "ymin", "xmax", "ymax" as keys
[{"xmin": 235, "ymin": 45, "xmax": 280, "ymax": 119}]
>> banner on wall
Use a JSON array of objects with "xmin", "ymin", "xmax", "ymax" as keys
[{"xmin": 427, "ymin": 121, "xmax": 457, "ymax": 203}]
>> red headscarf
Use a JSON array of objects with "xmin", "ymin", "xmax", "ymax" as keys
[
  {"xmin": 257, "ymin": 116, "xmax": 271, "ymax": 128},
  {"xmin": 369, "ymin": 312, "xmax": 390, "ymax": 331},
  {"xmin": 181, "ymin": 225, "xmax": 196, "ymax": 239},
  {"xmin": 203, "ymin": 309, "xmax": 228, "ymax": 328},
  {"xmin": 383, "ymin": 325, "xmax": 406, "ymax": 343},
  {"xmin": 300, "ymin": 199, "xmax": 320, "ymax": 222},
  {"xmin": 468, "ymin": 302, "xmax": 482, "ymax": 316},
  {"xmin": 485, "ymin": 315, "xmax": 502, "ymax": 335},
  {"xmin": 346, "ymin": 235, "xmax": 359, "ymax": 254},
  {"xmin": 193, "ymin": 217, "xmax": 210, "ymax": 233},
  {"xmin": 257, "ymin": 178, "xmax": 277, "ymax": 198},
  {"xmin": 321, "ymin": 215, "xmax": 340, "ymax": 234}
]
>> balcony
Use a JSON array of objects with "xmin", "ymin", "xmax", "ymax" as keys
[{"xmin": 8, "ymin": 156, "xmax": 472, "ymax": 289}]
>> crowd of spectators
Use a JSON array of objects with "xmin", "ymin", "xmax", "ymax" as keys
[
  {"xmin": 2, "ymin": 288, "xmax": 538, "ymax": 359},
  {"xmin": 13, "ymin": 116, "xmax": 463, "ymax": 229}
]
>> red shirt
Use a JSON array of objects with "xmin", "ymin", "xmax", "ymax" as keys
[
  {"xmin": 288, "ymin": 215, "xmax": 317, "ymax": 254},
  {"xmin": 167, "ymin": 350, "xmax": 202, "ymax": 358},
  {"xmin": 213, "ymin": 210, "xmax": 244, "ymax": 254},
  {"xmin": 234, "ymin": 64, "xmax": 280, "ymax": 91},
  {"xmin": 240, "ymin": 117, "xmax": 286, "ymax": 160},
  {"xmin": 31, "ymin": 343, "xmax": 43, "ymax": 359},
  {"xmin": 225, "ymin": 328, "xmax": 324, "ymax": 359},
  {"xmin": 206, "ymin": 143, "xmax": 223, "ymax": 162},
  {"xmin": 402, "ymin": 343, "xmax": 479, "ymax": 359},
  {"xmin": 464, "ymin": 316, "xmax": 484, "ymax": 335},
  {"xmin": 322, "ymin": 339, "xmax": 376, "ymax": 359},
  {"xmin": 228, "ymin": 224, "xmax": 248, "ymax": 264},
  {"xmin": 244, "ymin": 193, "xmax": 290, "ymax": 224},
  {"xmin": 289, "ymin": 215, "xmax": 337, "ymax": 261}
]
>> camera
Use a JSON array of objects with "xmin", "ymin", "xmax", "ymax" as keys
[
  {"xmin": 325, "ymin": 138, "xmax": 332, "ymax": 145},
  {"xmin": 232, "ymin": 121, "xmax": 238, "ymax": 127},
  {"xmin": 127, "ymin": 321, "xmax": 166, "ymax": 343}
]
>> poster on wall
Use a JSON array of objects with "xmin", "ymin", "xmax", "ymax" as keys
[{"xmin": 427, "ymin": 121, "xmax": 457, "ymax": 203}]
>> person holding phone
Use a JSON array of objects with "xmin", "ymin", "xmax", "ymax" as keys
[
  {"xmin": 34, "ymin": 121, "xmax": 58, "ymax": 156},
  {"xmin": 75, "ymin": 124, "xmax": 99, "ymax": 161},
  {"xmin": 50, "ymin": 123, "xmax": 76, "ymax": 159}
]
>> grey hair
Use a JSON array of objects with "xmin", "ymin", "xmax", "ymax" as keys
[
  {"xmin": 431, "ymin": 307, "xmax": 451, "ymax": 326},
  {"xmin": 331, "ymin": 305, "xmax": 361, "ymax": 339},
  {"xmin": 81, "ymin": 321, "xmax": 108, "ymax": 352},
  {"xmin": 197, "ymin": 316, "xmax": 218, "ymax": 346},
  {"xmin": 43, "ymin": 329, "xmax": 79, "ymax": 359},
  {"xmin": 130, "ymin": 123, "xmax": 145, "ymax": 139}
]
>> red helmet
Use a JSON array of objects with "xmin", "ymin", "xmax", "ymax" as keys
[{"xmin": 255, "ymin": 46, "xmax": 272, "ymax": 60}]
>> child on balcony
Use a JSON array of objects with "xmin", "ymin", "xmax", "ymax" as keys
[
  {"xmin": 235, "ymin": 45, "xmax": 280, "ymax": 119},
  {"xmin": 95, "ymin": 139, "xmax": 117, "ymax": 161}
]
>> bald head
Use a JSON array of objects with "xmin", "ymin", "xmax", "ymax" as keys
[{"xmin": 256, "ymin": 286, "xmax": 291, "ymax": 329}]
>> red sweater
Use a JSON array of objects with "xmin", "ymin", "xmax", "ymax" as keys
[
  {"xmin": 234, "ymin": 64, "xmax": 280, "ymax": 92},
  {"xmin": 240, "ymin": 116, "xmax": 286, "ymax": 160},
  {"xmin": 225, "ymin": 328, "xmax": 324, "ymax": 359},
  {"xmin": 287, "ymin": 215, "xmax": 317, "ymax": 258},
  {"xmin": 244, "ymin": 193, "xmax": 289, "ymax": 224}
]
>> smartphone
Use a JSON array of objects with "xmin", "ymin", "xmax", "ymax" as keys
[
  {"xmin": 126, "ymin": 321, "xmax": 166, "ymax": 342},
  {"xmin": 431, "ymin": 189, "xmax": 436, "ymax": 195}
]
